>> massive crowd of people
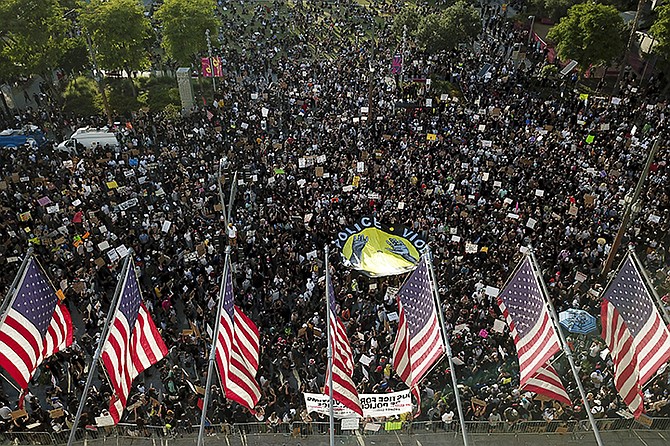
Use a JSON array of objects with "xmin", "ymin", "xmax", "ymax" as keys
[{"xmin": 0, "ymin": 0, "xmax": 669, "ymax": 437}]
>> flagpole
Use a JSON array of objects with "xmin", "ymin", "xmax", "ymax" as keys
[
  {"xmin": 628, "ymin": 247, "xmax": 670, "ymax": 324},
  {"xmin": 528, "ymin": 250, "xmax": 604, "ymax": 446},
  {"xmin": 67, "ymin": 253, "xmax": 133, "ymax": 446},
  {"xmin": 324, "ymin": 246, "xmax": 335, "ymax": 446},
  {"xmin": 197, "ymin": 246, "xmax": 231, "ymax": 446},
  {"xmin": 217, "ymin": 159, "xmax": 229, "ymax": 228},
  {"xmin": 425, "ymin": 249, "xmax": 470, "ymax": 446},
  {"xmin": 226, "ymin": 171, "xmax": 238, "ymax": 227}
]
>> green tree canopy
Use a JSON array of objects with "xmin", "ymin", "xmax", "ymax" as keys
[
  {"xmin": 154, "ymin": 0, "xmax": 221, "ymax": 67},
  {"xmin": 391, "ymin": 6, "xmax": 421, "ymax": 41},
  {"xmin": 416, "ymin": 1, "xmax": 479, "ymax": 54},
  {"xmin": 547, "ymin": 3, "xmax": 625, "ymax": 69},
  {"xmin": 79, "ymin": 0, "xmax": 152, "ymax": 76},
  {"xmin": 0, "ymin": 0, "xmax": 70, "ymax": 81},
  {"xmin": 650, "ymin": 4, "xmax": 670, "ymax": 64}
]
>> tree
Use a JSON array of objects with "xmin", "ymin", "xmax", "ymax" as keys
[
  {"xmin": 650, "ymin": 4, "xmax": 670, "ymax": 64},
  {"xmin": 391, "ymin": 6, "xmax": 421, "ymax": 41},
  {"xmin": 57, "ymin": 36, "xmax": 91, "ymax": 77},
  {"xmin": 154, "ymin": 0, "xmax": 221, "ymax": 67},
  {"xmin": 529, "ymin": 0, "xmax": 580, "ymax": 23},
  {"xmin": 547, "ymin": 3, "xmax": 625, "ymax": 69},
  {"xmin": 416, "ymin": 1, "xmax": 479, "ymax": 54},
  {"xmin": 0, "ymin": 0, "xmax": 70, "ymax": 82},
  {"xmin": 79, "ymin": 0, "xmax": 152, "ymax": 79}
]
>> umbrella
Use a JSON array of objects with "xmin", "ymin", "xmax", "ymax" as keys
[{"xmin": 559, "ymin": 309, "xmax": 597, "ymax": 335}]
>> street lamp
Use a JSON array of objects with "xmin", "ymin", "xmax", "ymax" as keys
[{"xmin": 528, "ymin": 16, "xmax": 535, "ymax": 46}]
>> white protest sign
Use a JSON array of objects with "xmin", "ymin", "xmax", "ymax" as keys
[
  {"xmin": 357, "ymin": 161, "xmax": 365, "ymax": 173},
  {"xmin": 535, "ymin": 189, "xmax": 544, "ymax": 197},
  {"xmin": 47, "ymin": 204, "xmax": 60, "ymax": 214},
  {"xmin": 95, "ymin": 415, "xmax": 115, "ymax": 427},
  {"xmin": 107, "ymin": 249, "xmax": 120, "ymax": 263},
  {"xmin": 359, "ymin": 354, "xmax": 373, "ymax": 367},
  {"xmin": 526, "ymin": 218, "xmax": 537, "ymax": 229},
  {"xmin": 485, "ymin": 286, "xmax": 500, "ymax": 297},
  {"xmin": 162, "ymin": 220, "xmax": 172, "ymax": 233},
  {"xmin": 118, "ymin": 198, "xmax": 138, "ymax": 211},
  {"xmin": 116, "ymin": 245, "xmax": 129, "ymax": 258},
  {"xmin": 341, "ymin": 419, "xmax": 360, "ymax": 430},
  {"xmin": 387, "ymin": 312, "xmax": 399, "ymax": 322},
  {"xmin": 493, "ymin": 319, "xmax": 506, "ymax": 333},
  {"xmin": 304, "ymin": 390, "xmax": 412, "ymax": 418}
]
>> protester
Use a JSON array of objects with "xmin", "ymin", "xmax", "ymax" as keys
[{"xmin": 0, "ymin": 0, "xmax": 669, "ymax": 436}]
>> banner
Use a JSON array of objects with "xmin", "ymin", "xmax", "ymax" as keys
[
  {"xmin": 334, "ymin": 216, "xmax": 425, "ymax": 277},
  {"xmin": 304, "ymin": 390, "xmax": 412, "ymax": 419},
  {"xmin": 212, "ymin": 56, "xmax": 223, "ymax": 77},
  {"xmin": 391, "ymin": 55, "xmax": 402, "ymax": 74},
  {"xmin": 201, "ymin": 57, "xmax": 212, "ymax": 78}
]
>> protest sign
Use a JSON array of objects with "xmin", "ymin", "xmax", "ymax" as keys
[{"xmin": 304, "ymin": 390, "xmax": 412, "ymax": 419}]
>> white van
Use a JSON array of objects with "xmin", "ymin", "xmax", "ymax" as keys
[{"xmin": 56, "ymin": 127, "xmax": 120, "ymax": 155}]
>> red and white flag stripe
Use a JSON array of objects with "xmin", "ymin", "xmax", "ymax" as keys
[
  {"xmin": 392, "ymin": 306, "xmax": 443, "ymax": 400},
  {"xmin": 324, "ymin": 314, "xmax": 363, "ymax": 416},
  {"xmin": 499, "ymin": 301, "xmax": 561, "ymax": 387},
  {"xmin": 0, "ymin": 258, "xmax": 73, "ymax": 390},
  {"xmin": 102, "ymin": 303, "xmax": 168, "ymax": 423},
  {"xmin": 222, "ymin": 307, "xmax": 262, "ymax": 410},
  {"xmin": 602, "ymin": 301, "xmax": 644, "ymax": 417},
  {"xmin": 522, "ymin": 364, "xmax": 572, "ymax": 406}
]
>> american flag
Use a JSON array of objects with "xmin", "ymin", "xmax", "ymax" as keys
[
  {"xmin": 522, "ymin": 364, "xmax": 571, "ymax": 406},
  {"xmin": 497, "ymin": 256, "xmax": 569, "ymax": 401},
  {"xmin": 0, "ymin": 257, "xmax": 73, "ymax": 389},
  {"xmin": 215, "ymin": 263, "xmax": 261, "ymax": 411},
  {"xmin": 101, "ymin": 260, "xmax": 168, "ymax": 423},
  {"xmin": 323, "ymin": 273, "xmax": 363, "ymax": 416},
  {"xmin": 392, "ymin": 257, "xmax": 445, "ymax": 409},
  {"xmin": 601, "ymin": 254, "xmax": 670, "ymax": 418}
]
